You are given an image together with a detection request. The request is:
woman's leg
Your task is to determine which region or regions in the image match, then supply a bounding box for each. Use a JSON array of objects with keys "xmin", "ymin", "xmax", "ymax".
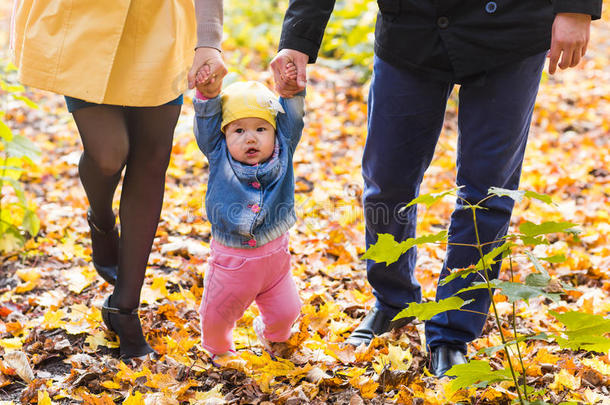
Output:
[
  {"xmin": 111, "ymin": 104, "xmax": 181, "ymax": 310},
  {"xmin": 72, "ymin": 105, "xmax": 129, "ymax": 266}
]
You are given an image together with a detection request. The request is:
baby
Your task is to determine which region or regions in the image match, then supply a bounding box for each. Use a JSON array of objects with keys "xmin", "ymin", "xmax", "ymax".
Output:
[{"xmin": 193, "ymin": 64, "xmax": 305, "ymax": 362}]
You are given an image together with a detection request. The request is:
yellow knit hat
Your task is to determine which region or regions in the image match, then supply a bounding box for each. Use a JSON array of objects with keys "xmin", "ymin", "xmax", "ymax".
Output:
[{"xmin": 221, "ymin": 81, "xmax": 285, "ymax": 132}]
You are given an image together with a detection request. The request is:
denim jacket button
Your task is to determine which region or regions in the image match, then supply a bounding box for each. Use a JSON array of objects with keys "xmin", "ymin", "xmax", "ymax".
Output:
[
  {"xmin": 251, "ymin": 181, "xmax": 261, "ymax": 189},
  {"xmin": 247, "ymin": 239, "xmax": 257, "ymax": 247},
  {"xmin": 250, "ymin": 204, "xmax": 261, "ymax": 213}
]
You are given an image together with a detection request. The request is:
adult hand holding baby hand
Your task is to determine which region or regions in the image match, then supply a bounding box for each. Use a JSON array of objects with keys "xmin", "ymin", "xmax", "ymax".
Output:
[
  {"xmin": 188, "ymin": 47, "xmax": 227, "ymax": 98},
  {"xmin": 270, "ymin": 49, "xmax": 308, "ymax": 98}
]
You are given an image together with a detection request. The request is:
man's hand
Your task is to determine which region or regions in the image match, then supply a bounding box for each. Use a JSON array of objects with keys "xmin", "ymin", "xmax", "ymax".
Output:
[
  {"xmin": 270, "ymin": 49, "xmax": 308, "ymax": 97},
  {"xmin": 548, "ymin": 13, "xmax": 591, "ymax": 75},
  {"xmin": 188, "ymin": 47, "xmax": 227, "ymax": 98}
]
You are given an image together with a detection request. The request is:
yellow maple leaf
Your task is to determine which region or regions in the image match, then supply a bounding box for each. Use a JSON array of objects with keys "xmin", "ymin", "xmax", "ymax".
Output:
[
  {"xmin": 347, "ymin": 289, "xmax": 374, "ymax": 305},
  {"xmin": 325, "ymin": 342, "xmax": 356, "ymax": 365},
  {"xmin": 549, "ymin": 369, "xmax": 581, "ymax": 391},
  {"xmin": 162, "ymin": 330, "xmax": 198, "ymax": 356},
  {"xmin": 0, "ymin": 232, "xmax": 23, "ymax": 254},
  {"xmin": 37, "ymin": 390, "xmax": 52, "ymax": 405},
  {"xmin": 34, "ymin": 290, "xmax": 66, "ymax": 309},
  {"xmin": 140, "ymin": 277, "xmax": 169, "ymax": 305},
  {"xmin": 42, "ymin": 309, "xmax": 66, "ymax": 329},
  {"xmin": 86, "ymin": 330, "xmax": 118, "ymax": 350},
  {"xmin": 190, "ymin": 384, "xmax": 225, "ymax": 404},
  {"xmin": 480, "ymin": 387, "xmax": 504, "ymax": 402},
  {"xmin": 582, "ymin": 388, "xmax": 606, "ymax": 404},
  {"xmin": 354, "ymin": 341, "xmax": 377, "ymax": 363},
  {"xmin": 116, "ymin": 363, "xmax": 151, "ymax": 385},
  {"xmin": 62, "ymin": 269, "xmax": 91, "ymax": 294},
  {"xmin": 393, "ymin": 387, "xmax": 413, "ymax": 403},
  {"xmin": 15, "ymin": 268, "xmax": 41, "ymax": 283},
  {"xmin": 241, "ymin": 350, "xmax": 296, "ymax": 375},
  {"xmin": 344, "ymin": 367, "xmax": 366, "ymax": 383},
  {"xmin": 358, "ymin": 378, "xmax": 379, "ymax": 399},
  {"xmin": 168, "ymin": 283, "xmax": 197, "ymax": 304},
  {"xmin": 145, "ymin": 370, "xmax": 175, "ymax": 390},
  {"xmin": 80, "ymin": 391, "xmax": 116, "ymax": 405},
  {"xmin": 63, "ymin": 304, "xmax": 100, "ymax": 335},
  {"xmin": 372, "ymin": 359, "xmax": 385, "ymax": 376},
  {"xmin": 123, "ymin": 390, "xmax": 144, "ymax": 405},
  {"xmin": 101, "ymin": 380, "xmax": 121, "ymax": 390},
  {"xmin": 141, "ymin": 393, "xmax": 179, "ymax": 405},
  {"xmin": 387, "ymin": 343, "xmax": 412, "ymax": 371},
  {"xmin": 582, "ymin": 357, "xmax": 610, "ymax": 376},
  {"xmin": 527, "ymin": 348, "xmax": 562, "ymax": 376},
  {"xmin": 0, "ymin": 337, "xmax": 23, "ymax": 350},
  {"xmin": 14, "ymin": 281, "xmax": 38, "ymax": 294}
]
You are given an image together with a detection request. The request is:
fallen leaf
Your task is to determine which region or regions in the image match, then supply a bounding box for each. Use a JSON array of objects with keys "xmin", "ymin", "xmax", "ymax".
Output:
[{"xmin": 3, "ymin": 351, "xmax": 34, "ymax": 382}]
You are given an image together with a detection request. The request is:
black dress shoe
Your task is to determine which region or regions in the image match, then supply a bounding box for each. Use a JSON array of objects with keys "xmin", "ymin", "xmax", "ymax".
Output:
[
  {"xmin": 345, "ymin": 307, "xmax": 413, "ymax": 347},
  {"xmin": 87, "ymin": 209, "xmax": 119, "ymax": 285},
  {"xmin": 429, "ymin": 345, "xmax": 467, "ymax": 377}
]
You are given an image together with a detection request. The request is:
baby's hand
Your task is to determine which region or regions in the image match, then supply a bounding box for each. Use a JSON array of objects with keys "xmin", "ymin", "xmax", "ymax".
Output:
[
  {"xmin": 195, "ymin": 63, "xmax": 226, "ymax": 98},
  {"xmin": 283, "ymin": 62, "xmax": 298, "ymax": 87},
  {"xmin": 195, "ymin": 65, "xmax": 211, "ymax": 86}
]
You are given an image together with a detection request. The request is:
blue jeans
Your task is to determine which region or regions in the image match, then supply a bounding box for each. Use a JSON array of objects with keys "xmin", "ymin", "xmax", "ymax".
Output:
[{"xmin": 363, "ymin": 53, "xmax": 546, "ymax": 353}]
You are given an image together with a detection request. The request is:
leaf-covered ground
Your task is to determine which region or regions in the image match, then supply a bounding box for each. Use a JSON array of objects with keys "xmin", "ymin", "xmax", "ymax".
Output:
[{"xmin": 0, "ymin": 5, "xmax": 609, "ymax": 405}]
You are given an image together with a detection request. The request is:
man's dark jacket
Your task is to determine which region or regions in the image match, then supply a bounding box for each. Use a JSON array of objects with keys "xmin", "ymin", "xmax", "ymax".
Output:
[{"xmin": 279, "ymin": 0, "xmax": 602, "ymax": 82}]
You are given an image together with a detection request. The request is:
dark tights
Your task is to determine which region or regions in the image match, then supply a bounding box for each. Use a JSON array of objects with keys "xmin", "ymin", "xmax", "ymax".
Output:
[{"xmin": 73, "ymin": 104, "xmax": 180, "ymax": 310}]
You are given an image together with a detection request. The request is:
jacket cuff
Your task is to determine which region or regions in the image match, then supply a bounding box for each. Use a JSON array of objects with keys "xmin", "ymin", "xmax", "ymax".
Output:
[
  {"xmin": 553, "ymin": 0, "xmax": 602, "ymax": 20},
  {"xmin": 279, "ymin": 36, "xmax": 320, "ymax": 64},
  {"xmin": 194, "ymin": 95, "xmax": 221, "ymax": 117}
]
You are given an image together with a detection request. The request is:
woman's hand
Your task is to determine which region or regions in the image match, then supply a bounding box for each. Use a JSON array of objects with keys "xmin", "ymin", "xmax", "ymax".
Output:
[{"xmin": 188, "ymin": 47, "xmax": 227, "ymax": 98}]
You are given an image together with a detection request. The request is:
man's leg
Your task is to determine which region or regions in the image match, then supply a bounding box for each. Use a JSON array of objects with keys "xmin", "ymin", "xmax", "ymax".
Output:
[
  {"xmin": 425, "ymin": 53, "xmax": 546, "ymax": 369},
  {"xmin": 347, "ymin": 55, "xmax": 452, "ymax": 345}
]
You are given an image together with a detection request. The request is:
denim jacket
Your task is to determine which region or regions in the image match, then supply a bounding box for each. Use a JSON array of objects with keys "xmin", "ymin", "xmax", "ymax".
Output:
[{"xmin": 193, "ymin": 92, "xmax": 305, "ymax": 248}]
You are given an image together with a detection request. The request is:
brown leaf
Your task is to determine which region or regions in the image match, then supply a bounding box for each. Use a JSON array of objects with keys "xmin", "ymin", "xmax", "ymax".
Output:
[{"xmin": 349, "ymin": 394, "xmax": 364, "ymax": 405}]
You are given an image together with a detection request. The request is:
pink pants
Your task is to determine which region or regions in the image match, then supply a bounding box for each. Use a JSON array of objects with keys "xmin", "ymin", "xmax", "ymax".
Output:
[{"xmin": 198, "ymin": 234, "xmax": 301, "ymax": 354}]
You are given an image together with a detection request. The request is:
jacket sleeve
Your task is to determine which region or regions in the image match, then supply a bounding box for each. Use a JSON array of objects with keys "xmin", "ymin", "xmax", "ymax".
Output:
[
  {"xmin": 194, "ymin": 0, "xmax": 223, "ymax": 49},
  {"xmin": 553, "ymin": 0, "xmax": 602, "ymax": 20},
  {"xmin": 278, "ymin": 0, "xmax": 336, "ymax": 63},
  {"xmin": 193, "ymin": 96, "xmax": 223, "ymax": 158},
  {"xmin": 277, "ymin": 91, "xmax": 305, "ymax": 153}
]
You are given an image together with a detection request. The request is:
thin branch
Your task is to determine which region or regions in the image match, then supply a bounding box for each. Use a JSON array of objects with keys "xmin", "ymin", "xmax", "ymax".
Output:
[{"xmin": 471, "ymin": 206, "xmax": 524, "ymax": 404}]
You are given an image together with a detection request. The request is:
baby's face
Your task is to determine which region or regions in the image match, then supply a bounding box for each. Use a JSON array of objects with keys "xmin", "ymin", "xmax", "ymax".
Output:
[{"xmin": 225, "ymin": 117, "xmax": 276, "ymax": 165}]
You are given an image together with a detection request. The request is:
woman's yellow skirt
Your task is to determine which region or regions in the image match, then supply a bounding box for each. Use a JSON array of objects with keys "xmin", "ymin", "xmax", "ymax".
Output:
[{"xmin": 12, "ymin": 0, "xmax": 197, "ymax": 106}]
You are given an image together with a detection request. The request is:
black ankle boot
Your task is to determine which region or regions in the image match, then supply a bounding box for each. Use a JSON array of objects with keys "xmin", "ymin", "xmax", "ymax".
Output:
[
  {"xmin": 87, "ymin": 209, "xmax": 118, "ymax": 284},
  {"xmin": 101, "ymin": 295, "xmax": 155, "ymax": 360},
  {"xmin": 345, "ymin": 307, "xmax": 413, "ymax": 347},
  {"xmin": 429, "ymin": 345, "xmax": 467, "ymax": 378}
]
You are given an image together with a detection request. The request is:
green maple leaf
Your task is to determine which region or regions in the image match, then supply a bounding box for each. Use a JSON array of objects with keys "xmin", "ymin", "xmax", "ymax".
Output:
[
  {"xmin": 519, "ymin": 221, "xmax": 578, "ymax": 237},
  {"xmin": 361, "ymin": 233, "xmax": 405, "ymax": 265},
  {"xmin": 539, "ymin": 254, "xmax": 566, "ymax": 264},
  {"xmin": 400, "ymin": 230, "xmax": 448, "ymax": 252},
  {"xmin": 440, "ymin": 266, "xmax": 482, "ymax": 285},
  {"xmin": 550, "ymin": 311, "xmax": 610, "ymax": 353},
  {"xmin": 495, "ymin": 281, "xmax": 560, "ymax": 304},
  {"xmin": 403, "ymin": 187, "xmax": 462, "ymax": 208},
  {"xmin": 488, "ymin": 187, "xmax": 554, "ymax": 205},
  {"xmin": 446, "ymin": 360, "xmax": 512, "ymax": 391},
  {"xmin": 393, "ymin": 297, "xmax": 473, "ymax": 322},
  {"xmin": 362, "ymin": 231, "xmax": 447, "ymax": 266}
]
